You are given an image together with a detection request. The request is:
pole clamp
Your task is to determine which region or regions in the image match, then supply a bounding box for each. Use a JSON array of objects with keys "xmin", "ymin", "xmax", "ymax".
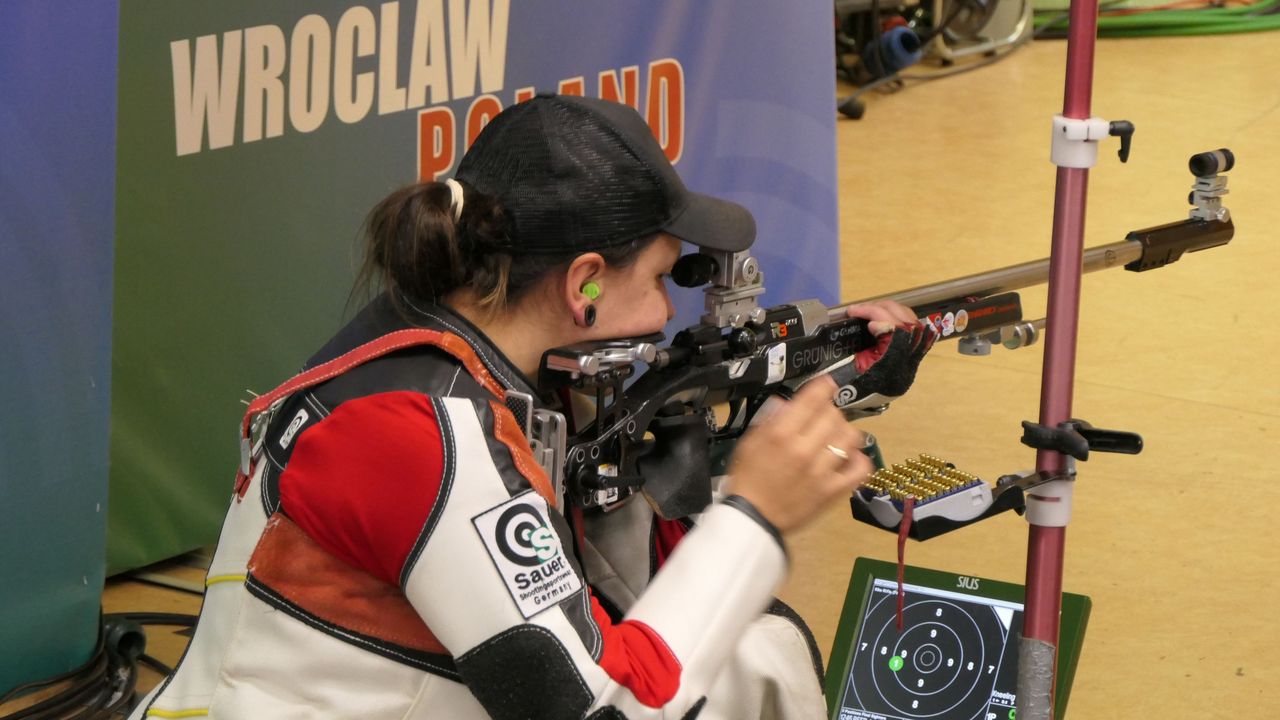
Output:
[
  {"xmin": 1020, "ymin": 418, "xmax": 1144, "ymax": 461},
  {"xmin": 1050, "ymin": 115, "xmax": 1135, "ymax": 169}
]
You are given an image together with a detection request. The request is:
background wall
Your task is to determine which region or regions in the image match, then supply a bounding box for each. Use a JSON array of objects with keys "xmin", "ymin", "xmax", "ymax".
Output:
[{"xmin": 0, "ymin": 0, "xmax": 118, "ymax": 691}]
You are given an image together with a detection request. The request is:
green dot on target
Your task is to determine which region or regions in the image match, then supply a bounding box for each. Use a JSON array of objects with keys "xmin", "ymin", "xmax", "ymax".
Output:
[{"xmin": 888, "ymin": 656, "xmax": 904, "ymax": 672}]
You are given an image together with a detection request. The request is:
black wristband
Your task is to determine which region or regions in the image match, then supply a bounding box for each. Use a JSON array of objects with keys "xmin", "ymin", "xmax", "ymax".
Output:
[{"xmin": 721, "ymin": 494, "xmax": 788, "ymax": 558}]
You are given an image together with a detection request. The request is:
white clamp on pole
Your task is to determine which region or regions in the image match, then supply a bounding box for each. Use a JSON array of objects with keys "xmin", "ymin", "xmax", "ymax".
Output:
[
  {"xmin": 1050, "ymin": 115, "xmax": 1135, "ymax": 169},
  {"xmin": 1025, "ymin": 478, "xmax": 1074, "ymax": 527},
  {"xmin": 1050, "ymin": 115, "xmax": 1111, "ymax": 169}
]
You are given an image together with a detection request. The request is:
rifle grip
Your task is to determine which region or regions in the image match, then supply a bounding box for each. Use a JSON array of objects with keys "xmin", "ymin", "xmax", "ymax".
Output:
[{"xmin": 636, "ymin": 413, "xmax": 713, "ymax": 519}]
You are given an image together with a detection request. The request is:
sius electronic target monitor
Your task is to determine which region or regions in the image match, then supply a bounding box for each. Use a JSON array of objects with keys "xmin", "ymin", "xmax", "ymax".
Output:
[{"xmin": 825, "ymin": 557, "xmax": 1091, "ymax": 720}]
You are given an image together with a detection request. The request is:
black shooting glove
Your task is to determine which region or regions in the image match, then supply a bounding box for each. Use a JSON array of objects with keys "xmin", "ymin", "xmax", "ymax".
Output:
[{"xmin": 826, "ymin": 321, "xmax": 937, "ymax": 417}]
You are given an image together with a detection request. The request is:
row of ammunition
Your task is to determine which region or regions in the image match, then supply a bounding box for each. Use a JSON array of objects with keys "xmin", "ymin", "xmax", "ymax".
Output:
[{"xmin": 863, "ymin": 454, "xmax": 982, "ymax": 502}]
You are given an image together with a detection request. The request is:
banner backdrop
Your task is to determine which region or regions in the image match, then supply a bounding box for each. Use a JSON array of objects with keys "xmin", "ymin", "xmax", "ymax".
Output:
[
  {"xmin": 1, "ymin": 0, "xmax": 117, "ymax": 688},
  {"xmin": 110, "ymin": 0, "xmax": 838, "ymax": 571}
]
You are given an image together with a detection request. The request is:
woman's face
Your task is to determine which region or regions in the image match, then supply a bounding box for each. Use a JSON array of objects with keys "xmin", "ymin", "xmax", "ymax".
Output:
[{"xmin": 590, "ymin": 234, "xmax": 681, "ymax": 339}]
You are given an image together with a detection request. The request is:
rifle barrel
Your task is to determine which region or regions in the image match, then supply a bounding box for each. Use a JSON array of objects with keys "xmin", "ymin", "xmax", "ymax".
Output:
[{"xmin": 828, "ymin": 238, "xmax": 1142, "ymax": 319}]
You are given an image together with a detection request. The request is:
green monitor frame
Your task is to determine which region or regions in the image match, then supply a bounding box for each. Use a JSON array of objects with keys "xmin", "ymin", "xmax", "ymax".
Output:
[{"xmin": 825, "ymin": 556, "xmax": 1091, "ymax": 720}]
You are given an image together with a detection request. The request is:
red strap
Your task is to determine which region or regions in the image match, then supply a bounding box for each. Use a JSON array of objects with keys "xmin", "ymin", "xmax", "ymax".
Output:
[
  {"xmin": 234, "ymin": 329, "xmax": 473, "ymax": 499},
  {"xmin": 896, "ymin": 496, "xmax": 915, "ymax": 632},
  {"xmin": 570, "ymin": 504, "xmax": 587, "ymax": 559},
  {"xmin": 652, "ymin": 517, "xmax": 689, "ymax": 570}
]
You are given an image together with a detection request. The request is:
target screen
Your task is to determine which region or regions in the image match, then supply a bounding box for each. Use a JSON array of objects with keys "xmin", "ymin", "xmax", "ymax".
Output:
[{"xmin": 835, "ymin": 578, "xmax": 1021, "ymax": 720}]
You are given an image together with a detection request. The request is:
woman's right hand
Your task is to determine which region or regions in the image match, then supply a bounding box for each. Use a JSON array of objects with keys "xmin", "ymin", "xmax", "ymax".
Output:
[{"xmin": 723, "ymin": 376, "xmax": 872, "ymax": 535}]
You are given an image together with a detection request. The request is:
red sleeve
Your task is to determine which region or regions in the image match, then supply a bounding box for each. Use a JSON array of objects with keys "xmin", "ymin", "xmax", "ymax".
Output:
[
  {"xmin": 589, "ymin": 592, "xmax": 682, "ymax": 707},
  {"xmin": 651, "ymin": 517, "xmax": 690, "ymax": 571},
  {"xmin": 277, "ymin": 391, "xmax": 447, "ymax": 587}
]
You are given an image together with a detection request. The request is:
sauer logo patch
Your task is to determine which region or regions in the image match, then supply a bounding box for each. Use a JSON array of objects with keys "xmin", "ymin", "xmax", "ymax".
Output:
[{"xmin": 472, "ymin": 492, "xmax": 582, "ymax": 618}]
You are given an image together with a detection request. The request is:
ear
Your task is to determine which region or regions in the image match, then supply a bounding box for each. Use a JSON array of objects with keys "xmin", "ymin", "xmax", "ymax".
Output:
[{"xmin": 560, "ymin": 252, "xmax": 607, "ymax": 320}]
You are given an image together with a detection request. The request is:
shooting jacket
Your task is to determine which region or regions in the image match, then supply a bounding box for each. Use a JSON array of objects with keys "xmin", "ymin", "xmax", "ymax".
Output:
[{"xmin": 130, "ymin": 295, "xmax": 824, "ymax": 720}]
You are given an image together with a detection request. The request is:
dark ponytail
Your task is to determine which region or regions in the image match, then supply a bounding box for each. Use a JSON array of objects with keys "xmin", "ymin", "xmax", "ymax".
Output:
[
  {"xmin": 354, "ymin": 180, "xmax": 656, "ymax": 319},
  {"xmin": 354, "ymin": 180, "xmax": 495, "ymax": 313}
]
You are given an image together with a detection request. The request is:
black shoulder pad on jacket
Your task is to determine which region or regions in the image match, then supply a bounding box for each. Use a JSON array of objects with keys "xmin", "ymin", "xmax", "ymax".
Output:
[{"xmin": 456, "ymin": 624, "xmax": 593, "ymax": 720}]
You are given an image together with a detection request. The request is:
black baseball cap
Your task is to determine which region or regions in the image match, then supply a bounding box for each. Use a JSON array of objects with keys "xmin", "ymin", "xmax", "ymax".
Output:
[{"xmin": 455, "ymin": 93, "xmax": 755, "ymax": 255}]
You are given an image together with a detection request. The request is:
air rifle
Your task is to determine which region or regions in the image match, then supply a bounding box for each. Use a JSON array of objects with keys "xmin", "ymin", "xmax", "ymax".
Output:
[{"xmin": 526, "ymin": 149, "xmax": 1234, "ymax": 534}]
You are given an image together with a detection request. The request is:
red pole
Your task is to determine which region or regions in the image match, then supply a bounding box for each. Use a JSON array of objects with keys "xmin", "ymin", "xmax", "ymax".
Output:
[
  {"xmin": 1025, "ymin": 167, "xmax": 1088, "ymax": 641},
  {"xmin": 1022, "ymin": 0, "xmax": 1100, "ymax": 716},
  {"xmin": 1062, "ymin": 0, "xmax": 1100, "ymax": 118}
]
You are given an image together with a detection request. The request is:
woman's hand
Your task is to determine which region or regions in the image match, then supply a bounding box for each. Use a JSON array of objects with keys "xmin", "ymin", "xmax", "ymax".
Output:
[
  {"xmin": 843, "ymin": 299, "xmax": 927, "ymax": 374},
  {"xmin": 844, "ymin": 299, "xmax": 918, "ymax": 335},
  {"xmin": 724, "ymin": 376, "xmax": 871, "ymax": 535},
  {"xmin": 827, "ymin": 299, "xmax": 937, "ymax": 414}
]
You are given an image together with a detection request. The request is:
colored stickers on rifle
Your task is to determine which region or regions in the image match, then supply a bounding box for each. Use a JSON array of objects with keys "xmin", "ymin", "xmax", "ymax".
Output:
[{"xmin": 941, "ymin": 312, "xmax": 955, "ymax": 337}]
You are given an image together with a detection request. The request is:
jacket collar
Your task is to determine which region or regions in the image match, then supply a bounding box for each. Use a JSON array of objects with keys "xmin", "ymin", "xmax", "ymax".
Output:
[{"xmin": 396, "ymin": 293, "xmax": 539, "ymax": 398}]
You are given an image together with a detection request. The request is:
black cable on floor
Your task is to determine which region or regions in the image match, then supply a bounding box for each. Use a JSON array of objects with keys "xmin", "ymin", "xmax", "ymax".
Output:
[
  {"xmin": 0, "ymin": 660, "xmax": 107, "ymax": 720},
  {"xmin": 96, "ymin": 661, "xmax": 139, "ymax": 720},
  {"xmin": 0, "ymin": 632, "xmax": 105, "ymax": 708},
  {"xmin": 0, "ymin": 609, "xmax": 187, "ymax": 720}
]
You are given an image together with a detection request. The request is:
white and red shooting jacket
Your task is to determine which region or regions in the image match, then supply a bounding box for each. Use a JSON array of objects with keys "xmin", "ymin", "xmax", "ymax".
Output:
[{"xmin": 131, "ymin": 295, "xmax": 825, "ymax": 719}]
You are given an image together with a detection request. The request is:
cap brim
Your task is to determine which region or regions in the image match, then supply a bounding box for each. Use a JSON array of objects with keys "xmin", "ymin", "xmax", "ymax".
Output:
[{"xmin": 663, "ymin": 192, "xmax": 756, "ymax": 252}]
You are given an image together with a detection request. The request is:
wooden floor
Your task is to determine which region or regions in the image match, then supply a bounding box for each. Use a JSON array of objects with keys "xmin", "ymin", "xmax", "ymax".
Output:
[{"xmin": 88, "ymin": 31, "xmax": 1278, "ymax": 718}]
